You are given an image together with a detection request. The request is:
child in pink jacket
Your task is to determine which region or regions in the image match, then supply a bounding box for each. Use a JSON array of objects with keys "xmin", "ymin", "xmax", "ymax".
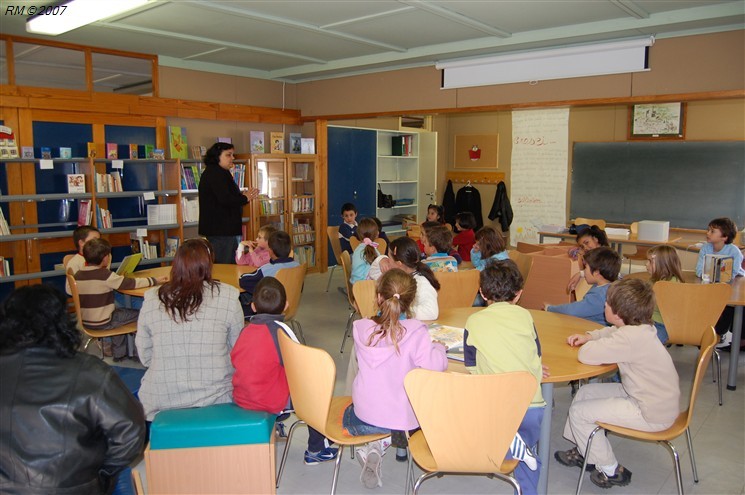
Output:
[
  {"xmin": 343, "ymin": 268, "xmax": 448, "ymax": 489},
  {"xmin": 235, "ymin": 225, "xmax": 276, "ymax": 266}
]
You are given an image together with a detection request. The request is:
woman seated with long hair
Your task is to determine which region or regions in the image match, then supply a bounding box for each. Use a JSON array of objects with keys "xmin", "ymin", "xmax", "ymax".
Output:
[{"xmin": 137, "ymin": 238, "xmax": 245, "ymax": 421}]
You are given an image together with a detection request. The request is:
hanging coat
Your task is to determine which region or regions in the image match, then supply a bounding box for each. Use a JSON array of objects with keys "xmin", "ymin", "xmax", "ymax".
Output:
[
  {"xmin": 488, "ymin": 181, "xmax": 514, "ymax": 232},
  {"xmin": 442, "ymin": 180, "xmax": 456, "ymax": 227},
  {"xmin": 455, "ymin": 184, "xmax": 483, "ymax": 230}
]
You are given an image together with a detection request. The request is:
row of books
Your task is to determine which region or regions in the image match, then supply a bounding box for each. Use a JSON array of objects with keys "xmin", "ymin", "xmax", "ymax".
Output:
[
  {"xmin": 96, "ymin": 205, "xmax": 113, "ymax": 229},
  {"xmin": 181, "ymin": 197, "xmax": 199, "ymax": 223},
  {"xmin": 0, "ymin": 208, "xmax": 11, "ymax": 235},
  {"xmin": 250, "ymin": 131, "xmax": 315, "ymax": 154},
  {"xmin": 95, "ymin": 172, "xmax": 123, "ymax": 192},
  {"xmin": 0, "ymin": 256, "xmax": 10, "ymax": 277},
  {"xmin": 292, "ymin": 221, "xmax": 314, "ymax": 245},
  {"xmin": 232, "ymin": 163, "xmax": 246, "ymax": 188},
  {"xmin": 258, "ymin": 197, "xmax": 284, "ymax": 216},
  {"xmin": 181, "ymin": 164, "xmax": 203, "ymax": 190},
  {"xmin": 392, "ymin": 135, "xmax": 415, "ymax": 156},
  {"xmin": 293, "ymin": 245, "xmax": 315, "ymax": 267},
  {"xmin": 78, "ymin": 200, "xmax": 93, "ymax": 226},
  {"xmin": 291, "ymin": 195, "xmax": 314, "ymax": 213},
  {"xmin": 147, "ymin": 204, "xmax": 178, "ymax": 226}
]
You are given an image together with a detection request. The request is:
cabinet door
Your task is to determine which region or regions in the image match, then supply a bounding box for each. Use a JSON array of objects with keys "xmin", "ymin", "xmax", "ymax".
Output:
[
  {"xmin": 255, "ymin": 157, "xmax": 288, "ymax": 233},
  {"xmin": 288, "ymin": 156, "xmax": 318, "ymax": 269}
]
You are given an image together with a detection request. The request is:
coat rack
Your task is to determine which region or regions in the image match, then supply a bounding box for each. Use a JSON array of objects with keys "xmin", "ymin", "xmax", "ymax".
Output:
[{"xmin": 446, "ymin": 171, "xmax": 505, "ymax": 185}]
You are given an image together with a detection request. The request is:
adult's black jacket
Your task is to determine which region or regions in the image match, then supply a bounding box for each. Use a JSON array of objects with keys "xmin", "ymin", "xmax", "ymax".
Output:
[
  {"xmin": 198, "ymin": 165, "xmax": 248, "ymax": 237},
  {"xmin": 488, "ymin": 181, "xmax": 514, "ymax": 232},
  {"xmin": 455, "ymin": 184, "xmax": 483, "ymax": 230}
]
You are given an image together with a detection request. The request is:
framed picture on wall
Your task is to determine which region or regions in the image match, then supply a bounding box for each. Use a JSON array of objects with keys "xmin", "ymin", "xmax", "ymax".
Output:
[
  {"xmin": 453, "ymin": 134, "xmax": 499, "ymax": 169},
  {"xmin": 629, "ymin": 102, "xmax": 686, "ymax": 139}
]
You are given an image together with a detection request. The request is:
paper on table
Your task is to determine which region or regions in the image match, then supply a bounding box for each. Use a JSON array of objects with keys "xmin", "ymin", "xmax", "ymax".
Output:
[{"xmin": 427, "ymin": 323, "xmax": 464, "ymax": 351}]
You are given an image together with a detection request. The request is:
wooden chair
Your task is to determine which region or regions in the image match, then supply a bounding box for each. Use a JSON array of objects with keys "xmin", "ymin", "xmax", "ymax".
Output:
[
  {"xmin": 573, "ymin": 277, "xmax": 592, "ymax": 302},
  {"xmin": 404, "ymin": 369, "xmax": 537, "ymax": 494},
  {"xmin": 349, "ymin": 236, "xmax": 387, "ymax": 255},
  {"xmin": 326, "ymin": 226, "xmax": 343, "ymax": 292},
  {"xmin": 275, "ymin": 332, "xmax": 388, "ymax": 494},
  {"xmin": 576, "ymin": 328, "xmax": 718, "ymax": 495},
  {"xmin": 654, "ymin": 281, "xmax": 732, "ymax": 405},
  {"xmin": 573, "ymin": 218, "xmax": 606, "ymax": 229},
  {"xmin": 508, "ymin": 250, "xmax": 534, "ymax": 283},
  {"xmin": 131, "ymin": 469, "xmax": 144, "ymax": 495},
  {"xmin": 339, "ymin": 251, "xmax": 357, "ymax": 352},
  {"xmin": 434, "ymin": 270, "xmax": 480, "ymax": 310},
  {"xmin": 275, "ymin": 264, "xmax": 307, "ymax": 344},
  {"xmin": 62, "ymin": 253, "xmax": 75, "ymax": 269},
  {"xmin": 352, "ymin": 279, "xmax": 378, "ymax": 319},
  {"xmin": 516, "ymin": 241, "xmax": 545, "ymax": 254},
  {"xmin": 65, "ymin": 273, "xmax": 137, "ymax": 359}
]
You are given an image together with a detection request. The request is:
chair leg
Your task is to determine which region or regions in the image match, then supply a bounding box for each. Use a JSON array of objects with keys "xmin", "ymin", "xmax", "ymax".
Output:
[
  {"xmin": 292, "ymin": 320, "xmax": 306, "ymax": 345},
  {"xmin": 340, "ymin": 311, "xmax": 355, "ymax": 353},
  {"xmin": 413, "ymin": 471, "xmax": 439, "ymax": 495},
  {"xmin": 330, "ymin": 444, "xmax": 345, "ymax": 495},
  {"xmin": 276, "ymin": 419, "xmax": 305, "ymax": 489},
  {"xmin": 325, "ymin": 265, "xmax": 337, "ymax": 292},
  {"xmin": 406, "ymin": 448, "xmax": 413, "ymax": 495},
  {"xmin": 660, "ymin": 440, "xmax": 684, "ymax": 495},
  {"xmin": 493, "ymin": 472, "xmax": 522, "ymax": 495},
  {"xmin": 713, "ymin": 350, "xmax": 723, "ymax": 406},
  {"xmin": 576, "ymin": 426, "xmax": 603, "ymax": 495},
  {"xmin": 684, "ymin": 427, "xmax": 699, "ymax": 483}
]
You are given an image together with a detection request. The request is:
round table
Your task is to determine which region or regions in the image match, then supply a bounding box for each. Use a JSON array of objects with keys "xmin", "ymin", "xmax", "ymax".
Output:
[
  {"xmin": 433, "ymin": 307, "xmax": 616, "ymax": 495},
  {"xmin": 117, "ymin": 264, "xmax": 256, "ymax": 297}
]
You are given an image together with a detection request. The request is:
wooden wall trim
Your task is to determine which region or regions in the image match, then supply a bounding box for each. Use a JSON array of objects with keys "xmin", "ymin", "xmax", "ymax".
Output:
[{"xmin": 300, "ymin": 89, "xmax": 745, "ymax": 122}]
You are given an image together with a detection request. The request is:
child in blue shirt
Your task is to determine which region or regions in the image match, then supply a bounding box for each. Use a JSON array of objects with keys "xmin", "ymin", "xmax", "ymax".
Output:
[
  {"xmin": 695, "ymin": 217, "xmax": 744, "ymax": 278},
  {"xmin": 422, "ymin": 225, "xmax": 458, "ymax": 272},
  {"xmin": 470, "ymin": 226, "xmax": 509, "ymax": 271},
  {"xmin": 338, "ymin": 203, "xmax": 358, "ymax": 254},
  {"xmin": 546, "ymin": 247, "xmax": 621, "ymax": 326},
  {"xmin": 350, "ymin": 218, "xmax": 381, "ymax": 283}
]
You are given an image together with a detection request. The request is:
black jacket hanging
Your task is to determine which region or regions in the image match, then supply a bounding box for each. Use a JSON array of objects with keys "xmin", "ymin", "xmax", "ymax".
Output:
[
  {"xmin": 488, "ymin": 181, "xmax": 514, "ymax": 232},
  {"xmin": 442, "ymin": 179, "xmax": 456, "ymax": 226},
  {"xmin": 455, "ymin": 184, "xmax": 483, "ymax": 230}
]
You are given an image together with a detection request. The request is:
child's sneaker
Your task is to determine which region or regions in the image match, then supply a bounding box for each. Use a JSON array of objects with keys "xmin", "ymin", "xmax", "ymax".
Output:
[
  {"xmin": 304, "ymin": 447, "xmax": 339, "ymax": 465},
  {"xmin": 590, "ymin": 465, "xmax": 632, "ymax": 488},
  {"xmin": 395, "ymin": 448, "xmax": 408, "ymax": 462},
  {"xmin": 360, "ymin": 442, "xmax": 383, "ymax": 489}
]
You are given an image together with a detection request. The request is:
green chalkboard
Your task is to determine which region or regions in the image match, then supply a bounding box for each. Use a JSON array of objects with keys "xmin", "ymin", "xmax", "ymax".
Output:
[{"xmin": 570, "ymin": 141, "xmax": 745, "ymax": 229}]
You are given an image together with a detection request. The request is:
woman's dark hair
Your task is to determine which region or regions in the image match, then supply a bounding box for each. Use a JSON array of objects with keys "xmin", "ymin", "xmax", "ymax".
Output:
[
  {"xmin": 576, "ymin": 225, "xmax": 609, "ymax": 247},
  {"xmin": 158, "ymin": 238, "xmax": 219, "ymax": 322},
  {"xmin": 475, "ymin": 226, "xmax": 506, "ymax": 258},
  {"xmin": 0, "ymin": 284, "xmax": 81, "ymax": 358},
  {"xmin": 389, "ymin": 236, "xmax": 440, "ymax": 291},
  {"xmin": 204, "ymin": 142, "xmax": 235, "ymax": 168}
]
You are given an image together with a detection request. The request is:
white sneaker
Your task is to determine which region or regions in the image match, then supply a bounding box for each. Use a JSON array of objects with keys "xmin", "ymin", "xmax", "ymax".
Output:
[{"xmin": 716, "ymin": 333, "xmax": 732, "ymax": 349}]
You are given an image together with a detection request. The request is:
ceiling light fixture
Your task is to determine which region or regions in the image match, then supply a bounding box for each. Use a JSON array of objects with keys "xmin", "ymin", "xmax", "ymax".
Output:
[
  {"xmin": 436, "ymin": 36, "xmax": 655, "ymax": 89},
  {"xmin": 26, "ymin": 0, "xmax": 151, "ymax": 36}
]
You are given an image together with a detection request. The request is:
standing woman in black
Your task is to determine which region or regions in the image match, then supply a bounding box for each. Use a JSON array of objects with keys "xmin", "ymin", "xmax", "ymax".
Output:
[{"xmin": 198, "ymin": 142, "xmax": 259, "ymax": 263}]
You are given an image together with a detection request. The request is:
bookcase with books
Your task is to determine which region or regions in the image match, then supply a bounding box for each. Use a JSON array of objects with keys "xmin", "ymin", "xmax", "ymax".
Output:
[{"xmin": 376, "ymin": 131, "xmax": 420, "ymax": 237}]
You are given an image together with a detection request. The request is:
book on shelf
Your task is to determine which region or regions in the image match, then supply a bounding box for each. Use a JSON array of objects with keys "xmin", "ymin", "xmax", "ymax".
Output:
[
  {"xmin": 165, "ymin": 236, "xmax": 180, "ymax": 258},
  {"xmin": 95, "ymin": 205, "xmax": 113, "ymax": 229},
  {"xmin": 0, "ymin": 256, "xmax": 10, "ymax": 277},
  {"xmin": 292, "ymin": 245, "xmax": 316, "ymax": 267},
  {"xmin": 87, "ymin": 142, "xmax": 97, "ymax": 158},
  {"xmin": 142, "ymin": 240, "xmax": 158, "ymax": 260},
  {"xmin": 130, "ymin": 232, "xmax": 144, "ymax": 255},
  {"xmin": 0, "ymin": 126, "xmax": 19, "ymax": 158},
  {"xmin": 391, "ymin": 135, "xmax": 414, "ymax": 156},
  {"xmin": 231, "ymin": 163, "xmax": 246, "ymax": 188},
  {"xmin": 129, "ymin": 143, "xmax": 139, "ymax": 159},
  {"xmin": 152, "ymin": 149, "xmax": 165, "ymax": 160},
  {"xmin": 217, "ymin": 137, "xmax": 232, "ymax": 144},
  {"xmin": 258, "ymin": 195, "xmax": 284, "ymax": 216},
  {"xmin": 0, "ymin": 208, "xmax": 11, "ymax": 235},
  {"xmin": 77, "ymin": 200, "xmax": 92, "ymax": 226},
  {"xmin": 41, "ymin": 147, "xmax": 52, "ymax": 159},
  {"xmin": 250, "ymin": 131, "xmax": 265, "ymax": 153},
  {"xmin": 270, "ymin": 132, "xmax": 284, "ymax": 154},
  {"xmin": 300, "ymin": 138, "xmax": 315, "ymax": 154},
  {"xmin": 21, "ymin": 146, "xmax": 34, "ymax": 159},
  {"xmin": 95, "ymin": 172, "xmax": 123, "ymax": 192},
  {"xmin": 168, "ymin": 126, "xmax": 188, "ymax": 159},
  {"xmin": 289, "ymin": 133, "xmax": 302, "ymax": 154},
  {"xmin": 59, "ymin": 147, "xmax": 72, "ymax": 159},
  {"xmin": 291, "ymin": 195, "xmax": 314, "ymax": 213},
  {"xmin": 181, "ymin": 163, "xmax": 202, "ymax": 190},
  {"xmin": 106, "ymin": 143, "xmax": 118, "ymax": 159},
  {"xmin": 181, "ymin": 197, "xmax": 199, "ymax": 222},
  {"xmin": 67, "ymin": 174, "xmax": 85, "ymax": 193},
  {"xmin": 137, "ymin": 144, "xmax": 155, "ymax": 159},
  {"xmin": 190, "ymin": 145, "xmax": 206, "ymax": 160},
  {"xmin": 147, "ymin": 204, "xmax": 177, "ymax": 226}
]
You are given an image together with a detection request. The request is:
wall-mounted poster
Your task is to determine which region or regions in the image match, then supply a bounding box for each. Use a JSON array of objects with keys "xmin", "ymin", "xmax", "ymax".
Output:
[
  {"xmin": 630, "ymin": 102, "xmax": 686, "ymax": 139},
  {"xmin": 453, "ymin": 134, "xmax": 498, "ymax": 169}
]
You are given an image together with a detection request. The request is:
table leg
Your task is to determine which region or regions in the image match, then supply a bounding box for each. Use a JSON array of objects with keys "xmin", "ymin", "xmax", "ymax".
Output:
[
  {"xmin": 537, "ymin": 382, "xmax": 553, "ymax": 495},
  {"xmin": 539, "ymin": 233, "xmax": 545, "ymax": 243},
  {"xmin": 726, "ymin": 305, "xmax": 742, "ymax": 391}
]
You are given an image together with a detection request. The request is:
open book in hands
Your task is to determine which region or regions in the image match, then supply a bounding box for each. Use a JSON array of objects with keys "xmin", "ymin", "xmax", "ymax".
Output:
[{"xmin": 427, "ymin": 323, "xmax": 465, "ymax": 361}]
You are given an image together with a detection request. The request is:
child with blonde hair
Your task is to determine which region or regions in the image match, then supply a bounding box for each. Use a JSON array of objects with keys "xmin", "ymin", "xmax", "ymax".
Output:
[
  {"xmin": 350, "ymin": 218, "xmax": 381, "ymax": 283},
  {"xmin": 646, "ymin": 245, "xmax": 685, "ymax": 343},
  {"xmin": 235, "ymin": 225, "xmax": 276, "ymax": 266},
  {"xmin": 344, "ymin": 269, "xmax": 448, "ymax": 488}
]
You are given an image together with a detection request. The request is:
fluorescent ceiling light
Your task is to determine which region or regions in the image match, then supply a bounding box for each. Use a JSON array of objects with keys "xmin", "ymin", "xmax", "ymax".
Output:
[
  {"xmin": 436, "ymin": 37, "xmax": 655, "ymax": 89},
  {"xmin": 26, "ymin": 0, "xmax": 151, "ymax": 36}
]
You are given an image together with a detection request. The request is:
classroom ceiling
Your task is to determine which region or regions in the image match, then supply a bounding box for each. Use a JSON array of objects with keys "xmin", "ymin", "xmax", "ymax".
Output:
[{"xmin": 0, "ymin": 0, "xmax": 743, "ymax": 92}]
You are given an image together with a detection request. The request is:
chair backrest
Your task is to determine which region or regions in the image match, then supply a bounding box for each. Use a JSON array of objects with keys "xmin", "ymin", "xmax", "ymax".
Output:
[
  {"xmin": 508, "ymin": 250, "xmax": 534, "ymax": 282},
  {"xmin": 339, "ymin": 250, "xmax": 355, "ymax": 307},
  {"xmin": 574, "ymin": 218, "xmax": 606, "ymax": 229},
  {"xmin": 65, "ymin": 273, "xmax": 85, "ymax": 331},
  {"xmin": 274, "ymin": 264, "xmax": 307, "ymax": 320},
  {"xmin": 349, "ymin": 237, "xmax": 387, "ymax": 255},
  {"xmin": 654, "ymin": 281, "xmax": 731, "ymax": 346},
  {"xmin": 516, "ymin": 242, "xmax": 545, "ymax": 254},
  {"xmin": 434, "ymin": 270, "xmax": 480, "ymax": 310},
  {"xmin": 278, "ymin": 331, "xmax": 335, "ymax": 434},
  {"xmin": 573, "ymin": 277, "xmax": 592, "ymax": 301},
  {"xmin": 352, "ymin": 280, "xmax": 378, "ymax": 318},
  {"xmin": 404, "ymin": 369, "xmax": 536, "ymax": 473},
  {"xmin": 327, "ymin": 226, "xmax": 343, "ymax": 266},
  {"xmin": 683, "ymin": 328, "xmax": 718, "ymax": 422}
]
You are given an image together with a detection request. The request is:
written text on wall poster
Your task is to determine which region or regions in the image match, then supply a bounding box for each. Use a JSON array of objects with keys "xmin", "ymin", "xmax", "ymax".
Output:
[{"xmin": 509, "ymin": 108, "xmax": 569, "ymax": 246}]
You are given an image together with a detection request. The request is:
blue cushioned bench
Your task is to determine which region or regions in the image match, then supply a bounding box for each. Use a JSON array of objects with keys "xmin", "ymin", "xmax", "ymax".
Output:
[{"xmin": 145, "ymin": 403, "xmax": 277, "ymax": 494}]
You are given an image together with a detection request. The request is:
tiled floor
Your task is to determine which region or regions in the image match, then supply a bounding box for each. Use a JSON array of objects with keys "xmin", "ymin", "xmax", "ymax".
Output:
[{"xmin": 128, "ymin": 268, "xmax": 744, "ymax": 494}]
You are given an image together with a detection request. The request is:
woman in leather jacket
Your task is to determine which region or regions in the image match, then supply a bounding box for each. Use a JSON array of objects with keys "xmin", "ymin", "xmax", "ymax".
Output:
[{"xmin": 0, "ymin": 284, "xmax": 146, "ymax": 494}]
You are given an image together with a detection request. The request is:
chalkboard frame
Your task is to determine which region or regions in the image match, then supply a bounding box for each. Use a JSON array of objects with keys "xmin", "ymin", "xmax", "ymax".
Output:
[{"xmin": 570, "ymin": 141, "xmax": 745, "ymax": 230}]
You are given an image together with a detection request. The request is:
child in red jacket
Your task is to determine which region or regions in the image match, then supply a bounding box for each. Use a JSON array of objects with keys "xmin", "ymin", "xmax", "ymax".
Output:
[
  {"xmin": 231, "ymin": 277, "xmax": 337, "ymax": 465},
  {"xmin": 452, "ymin": 212, "xmax": 477, "ymax": 262}
]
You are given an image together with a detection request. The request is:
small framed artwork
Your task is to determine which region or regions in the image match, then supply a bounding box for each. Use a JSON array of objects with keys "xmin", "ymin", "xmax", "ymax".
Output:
[
  {"xmin": 629, "ymin": 102, "xmax": 686, "ymax": 139},
  {"xmin": 453, "ymin": 134, "xmax": 499, "ymax": 169}
]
